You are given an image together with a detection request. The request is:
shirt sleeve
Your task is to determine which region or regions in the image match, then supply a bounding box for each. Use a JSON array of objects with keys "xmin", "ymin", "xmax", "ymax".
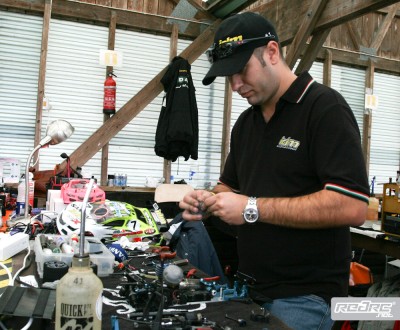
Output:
[{"xmin": 308, "ymin": 92, "xmax": 369, "ymax": 203}]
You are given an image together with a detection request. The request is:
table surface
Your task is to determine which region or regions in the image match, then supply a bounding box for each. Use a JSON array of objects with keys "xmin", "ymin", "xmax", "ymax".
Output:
[
  {"xmin": 351, "ymin": 229, "xmax": 400, "ymax": 259},
  {"xmin": 3, "ymin": 246, "xmax": 292, "ymax": 330}
]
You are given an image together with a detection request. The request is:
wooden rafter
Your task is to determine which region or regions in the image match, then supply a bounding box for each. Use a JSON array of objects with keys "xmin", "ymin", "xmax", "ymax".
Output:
[
  {"xmin": 370, "ymin": 3, "xmax": 399, "ymax": 50},
  {"xmin": 0, "ymin": 0, "xmax": 207, "ymax": 39},
  {"xmin": 345, "ymin": 20, "xmax": 363, "ymax": 50},
  {"xmin": 294, "ymin": 28, "xmax": 331, "ymax": 75},
  {"xmin": 252, "ymin": 0, "xmax": 400, "ymax": 46},
  {"xmin": 285, "ymin": 0, "xmax": 329, "ymax": 69}
]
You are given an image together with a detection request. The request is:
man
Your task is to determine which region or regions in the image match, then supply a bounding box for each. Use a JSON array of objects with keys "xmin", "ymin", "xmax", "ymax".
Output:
[{"xmin": 179, "ymin": 12, "xmax": 370, "ymax": 330}]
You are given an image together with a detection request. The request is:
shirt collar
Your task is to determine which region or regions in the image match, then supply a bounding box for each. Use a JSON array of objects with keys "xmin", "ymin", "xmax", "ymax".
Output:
[{"xmin": 280, "ymin": 71, "xmax": 315, "ymax": 104}]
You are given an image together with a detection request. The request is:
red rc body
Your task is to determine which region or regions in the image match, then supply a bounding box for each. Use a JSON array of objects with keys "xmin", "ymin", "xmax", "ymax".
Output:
[{"xmin": 103, "ymin": 73, "xmax": 116, "ymax": 115}]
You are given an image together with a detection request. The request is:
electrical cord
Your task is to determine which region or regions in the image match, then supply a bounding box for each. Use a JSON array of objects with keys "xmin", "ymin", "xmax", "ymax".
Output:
[
  {"xmin": 0, "ymin": 320, "xmax": 7, "ymax": 330},
  {"xmin": 0, "ymin": 238, "xmax": 34, "ymax": 330},
  {"xmin": 20, "ymin": 317, "xmax": 33, "ymax": 330},
  {"xmin": 12, "ymin": 245, "xmax": 32, "ymax": 286}
]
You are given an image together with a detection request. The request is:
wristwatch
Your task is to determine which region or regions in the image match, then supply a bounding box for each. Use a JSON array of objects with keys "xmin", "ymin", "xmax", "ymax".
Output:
[{"xmin": 242, "ymin": 197, "xmax": 259, "ymax": 223}]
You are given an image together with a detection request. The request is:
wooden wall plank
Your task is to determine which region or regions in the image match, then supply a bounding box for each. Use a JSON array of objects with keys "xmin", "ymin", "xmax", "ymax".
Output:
[
  {"xmin": 143, "ymin": 0, "xmax": 158, "ymax": 14},
  {"xmin": 127, "ymin": 0, "xmax": 144, "ymax": 11},
  {"xmin": 112, "ymin": 0, "xmax": 127, "ymax": 9},
  {"xmin": 97, "ymin": 0, "xmax": 113, "ymax": 7}
]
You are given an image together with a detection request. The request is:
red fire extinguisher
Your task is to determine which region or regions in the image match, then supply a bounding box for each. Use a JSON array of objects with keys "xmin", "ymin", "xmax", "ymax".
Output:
[{"xmin": 103, "ymin": 71, "xmax": 117, "ymax": 115}]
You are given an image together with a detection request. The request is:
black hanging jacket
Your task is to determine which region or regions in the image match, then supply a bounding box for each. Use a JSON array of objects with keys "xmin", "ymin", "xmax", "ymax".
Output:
[{"xmin": 155, "ymin": 56, "xmax": 199, "ymax": 162}]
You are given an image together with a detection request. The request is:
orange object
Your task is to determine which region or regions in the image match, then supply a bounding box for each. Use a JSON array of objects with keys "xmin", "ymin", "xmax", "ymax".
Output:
[
  {"xmin": 350, "ymin": 262, "xmax": 373, "ymax": 285},
  {"xmin": 0, "ymin": 210, "xmax": 12, "ymax": 232}
]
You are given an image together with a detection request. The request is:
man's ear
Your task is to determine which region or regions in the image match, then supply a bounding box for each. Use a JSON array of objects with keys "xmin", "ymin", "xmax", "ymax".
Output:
[{"xmin": 267, "ymin": 41, "xmax": 280, "ymax": 64}]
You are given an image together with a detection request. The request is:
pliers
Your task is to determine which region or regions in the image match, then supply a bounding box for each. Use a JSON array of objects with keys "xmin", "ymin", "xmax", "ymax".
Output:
[{"xmin": 150, "ymin": 246, "xmax": 176, "ymax": 260}]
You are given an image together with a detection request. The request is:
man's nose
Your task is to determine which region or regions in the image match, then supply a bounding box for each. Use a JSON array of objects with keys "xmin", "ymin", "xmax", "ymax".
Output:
[{"xmin": 228, "ymin": 74, "xmax": 242, "ymax": 92}]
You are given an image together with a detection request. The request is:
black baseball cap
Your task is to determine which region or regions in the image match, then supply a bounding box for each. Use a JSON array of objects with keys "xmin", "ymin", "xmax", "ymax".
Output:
[{"xmin": 203, "ymin": 12, "xmax": 278, "ymax": 86}]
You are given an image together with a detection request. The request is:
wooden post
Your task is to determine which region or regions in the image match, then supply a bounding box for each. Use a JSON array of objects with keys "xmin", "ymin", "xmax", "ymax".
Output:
[
  {"xmin": 100, "ymin": 10, "xmax": 117, "ymax": 186},
  {"xmin": 163, "ymin": 23, "xmax": 179, "ymax": 183},
  {"xmin": 34, "ymin": 0, "xmax": 52, "ymax": 170},
  {"xmin": 362, "ymin": 59, "xmax": 374, "ymax": 175},
  {"xmin": 220, "ymin": 78, "xmax": 232, "ymax": 172}
]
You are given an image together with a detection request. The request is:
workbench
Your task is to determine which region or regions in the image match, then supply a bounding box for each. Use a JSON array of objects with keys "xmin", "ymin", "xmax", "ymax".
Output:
[
  {"xmin": 351, "ymin": 228, "xmax": 400, "ymax": 259},
  {"xmin": 2, "ymin": 246, "xmax": 292, "ymax": 330}
]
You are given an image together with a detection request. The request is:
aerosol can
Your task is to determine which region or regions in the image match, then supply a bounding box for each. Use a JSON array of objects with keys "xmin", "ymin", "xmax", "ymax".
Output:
[{"xmin": 55, "ymin": 179, "xmax": 103, "ymax": 330}]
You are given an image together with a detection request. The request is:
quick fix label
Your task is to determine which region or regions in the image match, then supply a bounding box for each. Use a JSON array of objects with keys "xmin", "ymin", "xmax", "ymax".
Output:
[{"xmin": 59, "ymin": 303, "xmax": 95, "ymax": 329}]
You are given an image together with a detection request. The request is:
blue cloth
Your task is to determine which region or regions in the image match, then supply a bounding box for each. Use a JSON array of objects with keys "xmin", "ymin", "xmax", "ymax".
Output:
[
  {"xmin": 168, "ymin": 213, "xmax": 226, "ymax": 283},
  {"xmin": 263, "ymin": 295, "xmax": 334, "ymax": 330}
]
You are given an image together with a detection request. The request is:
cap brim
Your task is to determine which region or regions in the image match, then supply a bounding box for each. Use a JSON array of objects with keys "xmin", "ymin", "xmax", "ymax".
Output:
[{"xmin": 202, "ymin": 48, "xmax": 254, "ymax": 86}]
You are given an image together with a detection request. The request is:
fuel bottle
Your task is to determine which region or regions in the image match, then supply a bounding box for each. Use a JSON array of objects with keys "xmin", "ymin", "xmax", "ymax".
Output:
[{"xmin": 55, "ymin": 254, "xmax": 103, "ymax": 330}]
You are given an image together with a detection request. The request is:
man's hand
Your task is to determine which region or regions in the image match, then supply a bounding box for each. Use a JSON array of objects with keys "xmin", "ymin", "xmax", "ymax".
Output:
[
  {"xmin": 179, "ymin": 189, "xmax": 248, "ymax": 225},
  {"xmin": 204, "ymin": 192, "xmax": 248, "ymax": 225},
  {"xmin": 179, "ymin": 190, "xmax": 215, "ymax": 221}
]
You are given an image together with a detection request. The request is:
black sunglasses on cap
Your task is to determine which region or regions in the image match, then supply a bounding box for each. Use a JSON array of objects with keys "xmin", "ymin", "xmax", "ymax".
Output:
[{"xmin": 206, "ymin": 35, "xmax": 276, "ymax": 64}]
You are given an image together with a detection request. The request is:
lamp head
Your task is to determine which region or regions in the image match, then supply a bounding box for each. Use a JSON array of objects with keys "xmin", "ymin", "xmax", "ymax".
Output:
[{"xmin": 39, "ymin": 119, "xmax": 74, "ymax": 147}]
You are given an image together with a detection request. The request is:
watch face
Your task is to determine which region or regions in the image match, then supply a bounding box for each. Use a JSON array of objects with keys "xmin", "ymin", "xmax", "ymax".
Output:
[
  {"xmin": 243, "ymin": 197, "xmax": 258, "ymax": 223},
  {"xmin": 244, "ymin": 208, "xmax": 258, "ymax": 223}
]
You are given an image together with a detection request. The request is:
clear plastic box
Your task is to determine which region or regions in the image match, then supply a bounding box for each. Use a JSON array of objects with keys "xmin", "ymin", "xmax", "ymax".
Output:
[{"xmin": 34, "ymin": 234, "xmax": 114, "ymax": 278}]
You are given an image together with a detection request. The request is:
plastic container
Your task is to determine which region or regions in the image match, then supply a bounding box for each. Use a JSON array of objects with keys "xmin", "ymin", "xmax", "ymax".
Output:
[{"xmin": 34, "ymin": 234, "xmax": 114, "ymax": 278}]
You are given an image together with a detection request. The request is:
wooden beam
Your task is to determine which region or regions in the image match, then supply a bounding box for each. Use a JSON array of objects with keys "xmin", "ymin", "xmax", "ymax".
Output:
[
  {"xmin": 294, "ymin": 28, "xmax": 331, "ymax": 75},
  {"xmin": 168, "ymin": 0, "xmax": 217, "ymax": 22},
  {"xmin": 4, "ymin": 0, "xmax": 399, "ymax": 46},
  {"xmin": 252, "ymin": 0, "xmax": 400, "ymax": 46},
  {"xmin": 65, "ymin": 19, "xmax": 221, "ymax": 172},
  {"xmin": 100, "ymin": 10, "xmax": 117, "ymax": 186},
  {"xmin": 316, "ymin": 46, "xmax": 400, "ymax": 74},
  {"xmin": 370, "ymin": 3, "xmax": 399, "ymax": 50},
  {"xmin": 0, "ymin": 0, "xmax": 208, "ymax": 39},
  {"xmin": 285, "ymin": 0, "xmax": 329, "ymax": 69},
  {"xmin": 345, "ymin": 21, "xmax": 363, "ymax": 50}
]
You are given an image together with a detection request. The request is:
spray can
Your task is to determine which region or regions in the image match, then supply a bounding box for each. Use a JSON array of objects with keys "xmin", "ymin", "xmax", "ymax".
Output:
[
  {"xmin": 16, "ymin": 173, "xmax": 34, "ymax": 216},
  {"xmin": 55, "ymin": 254, "xmax": 103, "ymax": 330}
]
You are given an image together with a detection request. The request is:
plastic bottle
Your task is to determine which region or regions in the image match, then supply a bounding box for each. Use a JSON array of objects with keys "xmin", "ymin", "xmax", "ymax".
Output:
[
  {"xmin": 16, "ymin": 176, "xmax": 25, "ymax": 216},
  {"xmin": 55, "ymin": 254, "xmax": 103, "ymax": 330},
  {"xmin": 16, "ymin": 173, "xmax": 34, "ymax": 216}
]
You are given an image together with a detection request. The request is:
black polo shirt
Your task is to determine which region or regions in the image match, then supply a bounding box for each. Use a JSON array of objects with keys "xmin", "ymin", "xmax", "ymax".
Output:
[{"xmin": 219, "ymin": 71, "xmax": 369, "ymax": 303}]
